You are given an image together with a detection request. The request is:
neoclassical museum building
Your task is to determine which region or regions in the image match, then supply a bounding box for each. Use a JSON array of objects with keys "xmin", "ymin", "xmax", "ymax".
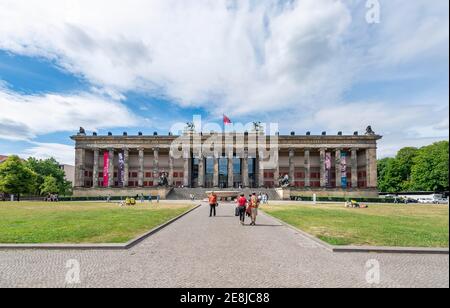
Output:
[{"xmin": 71, "ymin": 126, "xmax": 382, "ymax": 199}]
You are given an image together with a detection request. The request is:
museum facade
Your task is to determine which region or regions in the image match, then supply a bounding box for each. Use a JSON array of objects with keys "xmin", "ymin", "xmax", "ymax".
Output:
[{"xmin": 71, "ymin": 127, "xmax": 382, "ymax": 199}]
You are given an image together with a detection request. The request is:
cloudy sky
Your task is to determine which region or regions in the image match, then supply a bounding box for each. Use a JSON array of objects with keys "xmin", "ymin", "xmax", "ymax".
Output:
[{"xmin": 0, "ymin": 0, "xmax": 448, "ymax": 164}]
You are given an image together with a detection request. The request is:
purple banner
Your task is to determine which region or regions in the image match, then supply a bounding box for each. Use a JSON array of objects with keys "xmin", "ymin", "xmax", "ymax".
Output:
[
  {"xmin": 118, "ymin": 152, "xmax": 124, "ymax": 187},
  {"xmin": 325, "ymin": 153, "xmax": 332, "ymax": 187}
]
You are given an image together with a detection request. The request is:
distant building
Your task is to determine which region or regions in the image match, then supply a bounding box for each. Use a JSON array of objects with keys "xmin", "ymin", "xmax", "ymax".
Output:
[
  {"xmin": 0, "ymin": 155, "xmax": 8, "ymax": 164},
  {"xmin": 59, "ymin": 164, "xmax": 75, "ymax": 186}
]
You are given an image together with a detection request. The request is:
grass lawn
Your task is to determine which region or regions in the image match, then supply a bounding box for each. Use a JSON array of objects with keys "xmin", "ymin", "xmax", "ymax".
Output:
[
  {"xmin": 263, "ymin": 203, "xmax": 449, "ymax": 248},
  {"xmin": 0, "ymin": 202, "xmax": 194, "ymax": 244}
]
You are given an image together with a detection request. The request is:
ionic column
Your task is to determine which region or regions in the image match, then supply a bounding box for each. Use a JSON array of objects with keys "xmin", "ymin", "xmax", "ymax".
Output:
[
  {"xmin": 108, "ymin": 149, "xmax": 115, "ymax": 187},
  {"xmin": 228, "ymin": 156, "xmax": 234, "ymax": 188},
  {"xmin": 335, "ymin": 149, "xmax": 342, "ymax": 188},
  {"xmin": 258, "ymin": 154, "xmax": 265, "ymax": 188},
  {"xmin": 123, "ymin": 148, "xmax": 129, "ymax": 187},
  {"xmin": 366, "ymin": 148, "xmax": 378, "ymax": 188},
  {"xmin": 183, "ymin": 150, "xmax": 191, "ymax": 187},
  {"xmin": 304, "ymin": 150, "xmax": 311, "ymax": 187},
  {"xmin": 213, "ymin": 157, "xmax": 219, "ymax": 188},
  {"xmin": 320, "ymin": 148, "xmax": 326, "ymax": 188},
  {"xmin": 74, "ymin": 148, "xmax": 86, "ymax": 188},
  {"xmin": 351, "ymin": 148, "xmax": 358, "ymax": 188},
  {"xmin": 92, "ymin": 148, "xmax": 99, "ymax": 188},
  {"xmin": 273, "ymin": 149, "xmax": 280, "ymax": 187},
  {"xmin": 138, "ymin": 148, "xmax": 144, "ymax": 187},
  {"xmin": 168, "ymin": 149, "xmax": 174, "ymax": 186},
  {"xmin": 198, "ymin": 154, "xmax": 205, "ymax": 188},
  {"xmin": 242, "ymin": 151, "xmax": 249, "ymax": 188},
  {"xmin": 153, "ymin": 148, "xmax": 160, "ymax": 187},
  {"xmin": 289, "ymin": 148, "xmax": 295, "ymax": 187}
]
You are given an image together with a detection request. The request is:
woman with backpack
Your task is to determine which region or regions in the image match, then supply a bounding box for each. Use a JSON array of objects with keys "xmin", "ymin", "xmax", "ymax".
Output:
[{"xmin": 249, "ymin": 193, "xmax": 260, "ymax": 226}]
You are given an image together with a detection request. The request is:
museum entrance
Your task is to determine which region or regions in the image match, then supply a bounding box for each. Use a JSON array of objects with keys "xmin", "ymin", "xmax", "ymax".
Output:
[{"xmin": 218, "ymin": 158, "xmax": 228, "ymax": 188}]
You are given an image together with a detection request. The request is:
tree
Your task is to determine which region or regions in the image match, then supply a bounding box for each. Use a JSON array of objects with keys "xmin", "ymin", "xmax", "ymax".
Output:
[
  {"xmin": 395, "ymin": 147, "xmax": 419, "ymax": 190},
  {"xmin": 0, "ymin": 156, "xmax": 37, "ymax": 199},
  {"xmin": 377, "ymin": 157, "xmax": 402, "ymax": 193},
  {"xmin": 40, "ymin": 176, "xmax": 59, "ymax": 195},
  {"xmin": 410, "ymin": 141, "xmax": 449, "ymax": 191},
  {"xmin": 25, "ymin": 157, "xmax": 72, "ymax": 195}
]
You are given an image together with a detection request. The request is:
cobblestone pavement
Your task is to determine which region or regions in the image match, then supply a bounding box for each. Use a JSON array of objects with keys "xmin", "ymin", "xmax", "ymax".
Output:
[{"xmin": 0, "ymin": 203, "xmax": 448, "ymax": 288}]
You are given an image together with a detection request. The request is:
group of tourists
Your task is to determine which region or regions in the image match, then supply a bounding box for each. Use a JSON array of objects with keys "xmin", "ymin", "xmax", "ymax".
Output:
[{"xmin": 208, "ymin": 192, "xmax": 261, "ymax": 226}]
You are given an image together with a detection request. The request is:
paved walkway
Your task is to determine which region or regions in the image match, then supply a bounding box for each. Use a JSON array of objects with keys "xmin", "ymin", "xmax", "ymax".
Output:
[{"xmin": 0, "ymin": 203, "xmax": 448, "ymax": 288}]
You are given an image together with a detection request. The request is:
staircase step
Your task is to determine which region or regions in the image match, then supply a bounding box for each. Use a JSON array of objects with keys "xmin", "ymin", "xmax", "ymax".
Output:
[{"xmin": 167, "ymin": 188, "xmax": 282, "ymax": 201}]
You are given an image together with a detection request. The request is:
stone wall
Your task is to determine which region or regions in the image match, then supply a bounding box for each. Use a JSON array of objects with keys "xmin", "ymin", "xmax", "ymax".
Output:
[
  {"xmin": 73, "ymin": 187, "xmax": 172, "ymax": 199},
  {"xmin": 276, "ymin": 187, "xmax": 379, "ymax": 200}
]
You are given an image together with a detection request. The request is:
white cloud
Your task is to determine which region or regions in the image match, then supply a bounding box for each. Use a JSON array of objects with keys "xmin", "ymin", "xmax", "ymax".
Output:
[
  {"xmin": 19, "ymin": 142, "xmax": 75, "ymax": 165},
  {"xmin": 0, "ymin": 0, "xmax": 355, "ymax": 113},
  {"xmin": 0, "ymin": 88, "xmax": 142, "ymax": 140},
  {"xmin": 0, "ymin": 0, "xmax": 448, "ymax": 156},
  {"xmin": 0, "ymin": 0, "xmax": 447, "ymax": 112}
]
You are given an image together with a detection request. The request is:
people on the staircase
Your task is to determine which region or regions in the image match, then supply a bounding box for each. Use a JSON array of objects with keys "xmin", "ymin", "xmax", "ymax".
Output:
[
  {"xmin": 237, "ymin": 193, "xmax": 248, "ymax": 225},
  {"xmin": 208, "ymin": 192, "xmax": 218, "ymax": 217}
]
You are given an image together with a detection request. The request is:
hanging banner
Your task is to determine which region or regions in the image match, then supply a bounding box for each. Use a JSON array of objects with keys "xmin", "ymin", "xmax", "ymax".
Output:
[
  {"xmin": 118, "ymin": 152, "xmax": 124, "ymax": 187},
  {"xmin": 325, "ymin": 152, "xmax": 332, "ymax": 187},
  {"xmin": 341, "ymin": 152, "xmax": 347, "ymax": 188},
  {"xmin": 103, "ymin": 152, "xmax": 109, "ymax": 187}
]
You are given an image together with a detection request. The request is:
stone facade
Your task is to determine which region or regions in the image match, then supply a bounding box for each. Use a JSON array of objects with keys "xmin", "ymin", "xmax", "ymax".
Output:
[{"xmin": 71, "ymin": 130, "xmax": 382, "ymax": 198}]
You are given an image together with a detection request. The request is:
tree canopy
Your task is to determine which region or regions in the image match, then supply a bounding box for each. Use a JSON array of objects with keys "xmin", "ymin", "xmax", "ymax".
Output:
[
  {"xmin": 40, "ymin": 176, "xmax": 60, "ymax": 195},
  {"xmin": 25, "ymin": 157, "xmax": 72, "ymax": 195},
  {"xmin": 0, "ymin": 156, "xmax": 37, "ymax": 196},
  {"xmin": 378, "ymin": 141, "xmax": 449, "ymax": 192}
]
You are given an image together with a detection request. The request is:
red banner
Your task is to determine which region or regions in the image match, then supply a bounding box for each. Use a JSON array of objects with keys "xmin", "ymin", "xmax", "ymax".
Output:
[{"xmin": 103, "ymin": 152, "xmax": 109, "ymax": 187}]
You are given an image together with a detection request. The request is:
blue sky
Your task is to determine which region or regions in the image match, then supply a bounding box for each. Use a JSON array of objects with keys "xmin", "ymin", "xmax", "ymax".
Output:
[{"xmin": 0, "ymin": 0, "xmax": 448, "ymax": 164}]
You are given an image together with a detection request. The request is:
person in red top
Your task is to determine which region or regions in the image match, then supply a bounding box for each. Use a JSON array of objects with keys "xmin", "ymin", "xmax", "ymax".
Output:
[
  {"xmin": 237, "ymin": 193, "xmax": 248, "ymax": 225},
  {"xmin": 208, "ymin": 192, "xmax": 218, "ymax": 217}
]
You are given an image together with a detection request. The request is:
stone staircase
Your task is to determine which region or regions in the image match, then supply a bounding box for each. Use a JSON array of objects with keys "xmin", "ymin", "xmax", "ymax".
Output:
[{"xmin": 166, "ymin": 188, "xmax": 282, "ymax": 201}]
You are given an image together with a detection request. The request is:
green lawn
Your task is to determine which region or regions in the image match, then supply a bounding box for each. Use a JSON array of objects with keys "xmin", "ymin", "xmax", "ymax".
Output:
[
  {"xmin": 263, "ymin": 203, "xmax": 449, "ymax": 248},
  {"xmin": 0, "ymin": 202, "xmax": 193, "ymax": 244}
]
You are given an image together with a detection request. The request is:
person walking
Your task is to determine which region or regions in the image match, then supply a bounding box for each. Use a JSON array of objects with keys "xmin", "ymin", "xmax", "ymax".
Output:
[
  {"xmin": 237, "ymin": 193, "xmax": 247, "ymax": 225},
  {"xmin": 249, "ymin": 193, "xmax": 260, "ymax": 226},
  {"xmin": 208, "ymin": 192, "xmax": 218, "ymax": 217}
]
